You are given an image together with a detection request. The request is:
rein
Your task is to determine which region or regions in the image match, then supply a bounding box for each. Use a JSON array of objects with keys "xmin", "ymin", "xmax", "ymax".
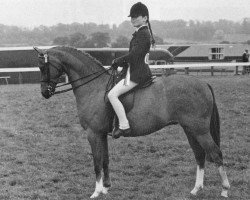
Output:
[
  {"xmin": 39, "ymin": 51, "xmax": 114, "ymax": 95},
  {"xmin": 38, "ymin": 50, "xmax": 118, "ymax": 97},
  {"xmin": 54, "ymin": 68, "xmax": 111, "ymax": 94}
]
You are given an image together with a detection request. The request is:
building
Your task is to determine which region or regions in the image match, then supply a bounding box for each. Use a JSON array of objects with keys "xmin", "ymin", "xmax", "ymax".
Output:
[{"xmin": 158, "ymin": 44, "xmax": 250, "ymax": 63}]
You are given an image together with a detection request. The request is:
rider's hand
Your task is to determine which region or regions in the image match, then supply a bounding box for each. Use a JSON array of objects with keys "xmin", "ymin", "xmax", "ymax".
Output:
[
  {"xmin": 111, "ymin": 60, "xmax": 118, "ymax": 70},
  {"xmin": 112, "ymin": 57, "xmax": 126, "ymax": 67}
]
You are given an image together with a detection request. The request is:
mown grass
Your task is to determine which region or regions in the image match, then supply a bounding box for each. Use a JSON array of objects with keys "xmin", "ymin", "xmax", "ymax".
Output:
[{"xmin": 0, "ymin": 76, "xmax": 249, "ymax": 200}]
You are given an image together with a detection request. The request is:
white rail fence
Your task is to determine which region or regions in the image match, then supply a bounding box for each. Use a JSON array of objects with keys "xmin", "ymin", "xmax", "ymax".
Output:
[{"xmin": 0, "ymin": 62, "xmax": 249, "ymax": 84}]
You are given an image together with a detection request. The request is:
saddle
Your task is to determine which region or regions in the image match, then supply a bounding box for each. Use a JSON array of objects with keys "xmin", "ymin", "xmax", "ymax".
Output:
[
  {"xmin": 119, "ymin": 75, "xmax": 156, "ymax": 111},
  {"xmin": 105, "ymin": 69, "xmax": 157, "ymax": 131}
]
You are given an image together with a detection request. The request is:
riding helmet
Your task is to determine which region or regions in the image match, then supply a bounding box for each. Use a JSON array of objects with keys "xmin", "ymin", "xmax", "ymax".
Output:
[{"xmin": 128, "ymin": 2, "xmax": 149, "ymax": 18}]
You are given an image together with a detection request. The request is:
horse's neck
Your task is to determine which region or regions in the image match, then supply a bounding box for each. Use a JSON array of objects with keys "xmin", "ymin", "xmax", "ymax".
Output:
[{"xmin": 62, "ymin": 55, "xmax": 109, "ymax": 97}]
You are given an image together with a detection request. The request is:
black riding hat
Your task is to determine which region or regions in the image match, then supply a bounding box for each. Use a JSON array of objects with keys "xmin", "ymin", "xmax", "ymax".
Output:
[{"xmin": 128, "ymin": 2, "xmax": 149, "ymax": 18}]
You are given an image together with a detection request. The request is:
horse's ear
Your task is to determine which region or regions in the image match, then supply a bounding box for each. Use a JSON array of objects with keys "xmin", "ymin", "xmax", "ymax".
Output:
[
  {"xmin": 33, "ymin": 47, "xmax": 45, "ymax": 58},
  {"xmin": 33, "ymin": 46, "xmax": 42, "ymax": 54}
]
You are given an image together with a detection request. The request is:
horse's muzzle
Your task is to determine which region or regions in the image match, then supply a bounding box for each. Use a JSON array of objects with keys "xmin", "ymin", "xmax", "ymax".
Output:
[{"xmin": 41, "ymin": 85, "xmax": 55, "ymax": 99}]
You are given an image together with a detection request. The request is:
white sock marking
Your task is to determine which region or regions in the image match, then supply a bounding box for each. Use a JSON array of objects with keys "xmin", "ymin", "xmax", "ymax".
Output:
[
  {"xmin": 191, "ymin": 165, "xmax": 204, "ymax": 195},
  {"xmin": 90, "ymin": 177, "xmax": 109, "ymax": 198},
  {"xmin": 219, "ymin": 166, "xmax": 230, "ymax": 198}
]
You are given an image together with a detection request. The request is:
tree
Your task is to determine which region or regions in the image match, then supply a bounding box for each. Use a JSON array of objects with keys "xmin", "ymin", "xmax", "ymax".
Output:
[
  {"xmin": 220, "ymin": 41, "xmax": 230, "ymax": 44},
  {"xmin": 117, "ymin": 21, "xmax": 134, "ymax": 38},
  {"xmin": 82, "ymin": 39, "xmax": 95, "ymax": 48},
  {"xmin": 213, "ymin": 30, "xmax": 225, "ymax": 40},
  {"xmin": 1, "ymin": 19, "xmax": 250, "ymax": 46},
  {"xmin": 111, "ymin": 35, "xmax": 129, "ymax": 47},
  {"xmin": 53, "ymin": 36, "xmax": 69, "ymax": 45},
  {"xmin": 69, "ymin": 32, "xmax": 87, "ymax": 47},
  {"xmin": 241, "ymin": 18, "xmax": 250, "ymax": 34},
  {"xmin": 154, "ymin": 35, "xmax": 164, "ymax": 44},
  {"xmin": 90, "ymin": 32, "xmax": 111, "ymax": 47}
]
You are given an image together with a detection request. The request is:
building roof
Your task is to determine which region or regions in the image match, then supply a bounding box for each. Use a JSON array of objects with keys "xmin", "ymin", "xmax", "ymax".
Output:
[{"xmin": 158, "ymin": 44, "xmax": 250, "ymax": 57}]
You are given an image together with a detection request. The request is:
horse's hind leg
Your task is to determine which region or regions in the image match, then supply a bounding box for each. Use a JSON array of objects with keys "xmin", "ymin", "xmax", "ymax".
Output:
[
  {"xmin": 218, "ymin": 165, "xmax": 230, "ymax": 197},
  {"xmin": 195, "ymin": 132, "xmax": 230, "ymax": 197},
  {"xmin": 184, "ymin": 129, "xmax": 205, "ymax": 195},
  {"xmin": 102, "ymin": 134, "xmax": 111, "ymax": 188}
]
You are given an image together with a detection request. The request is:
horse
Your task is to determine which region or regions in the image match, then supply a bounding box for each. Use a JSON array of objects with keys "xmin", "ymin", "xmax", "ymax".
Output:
[{"xmin": 34, "ymin": 46, "xmax": 230, "ymax": 198}]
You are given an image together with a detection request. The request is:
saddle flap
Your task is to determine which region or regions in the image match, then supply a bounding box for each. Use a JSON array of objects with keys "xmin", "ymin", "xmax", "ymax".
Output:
[
  {"xmin": 106, "ymin": 75, "xmax": 157, "ymax": 110},
  {"xmin": 106, "ymin": 75, "xmax": 157, "ymax": 132},
  {"xmin": 119, "ymin": 92, "xmax": 134, "ymax": 112}
]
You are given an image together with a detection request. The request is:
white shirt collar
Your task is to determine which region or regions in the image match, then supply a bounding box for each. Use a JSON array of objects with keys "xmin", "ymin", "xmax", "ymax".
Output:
[{"xmin": 135, "ymin": 25, "xmax": 148, "ymax": 32}]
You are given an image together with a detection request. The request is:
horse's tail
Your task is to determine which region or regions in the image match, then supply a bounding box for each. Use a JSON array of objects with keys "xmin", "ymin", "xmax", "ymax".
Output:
[{"xmin": 207, "ymin": 84, "xmax": 221, "ymax": 148}]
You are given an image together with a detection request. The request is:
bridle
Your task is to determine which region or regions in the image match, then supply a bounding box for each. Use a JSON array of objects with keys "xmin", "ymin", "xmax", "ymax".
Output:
[{"xmin": 38, "ymin": 51, "xmax": 113, "ymax": 96}]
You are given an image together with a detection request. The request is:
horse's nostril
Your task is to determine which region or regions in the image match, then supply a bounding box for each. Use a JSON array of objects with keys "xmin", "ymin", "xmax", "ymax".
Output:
[{"xmin": 41, "ymin": 91, "xmax": 50, "ymax": 99}]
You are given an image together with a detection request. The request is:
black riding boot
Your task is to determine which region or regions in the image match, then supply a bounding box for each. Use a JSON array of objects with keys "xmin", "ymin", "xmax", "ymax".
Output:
[{"xmin": 112, "ymin": 128, "xmax": 131, "ymax": 139}]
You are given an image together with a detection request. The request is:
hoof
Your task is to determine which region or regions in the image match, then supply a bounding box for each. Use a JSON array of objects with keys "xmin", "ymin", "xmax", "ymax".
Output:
[
  {"xmin": 221, "ymin": 181, "xmax": 230, "ymax": 198},
  {"xmin": 190, "ymin": 186, "xmax": 203, "ymax": 196},
  {"xmin": 90, "ymin": 177, "xmax": 109, "ymax": 198},
  {"xmin": 221, "ymin": 189, "xmax": 228, "ymax": 198},
  {"xmin": 90, "ymin": 191, "xmax": 100, "ymax": 199},
  {"xmin": 90, "ymin": 187, "xmax": 109, "ymax": 198},
  {"xmin": 102, "ymin": 187, "xmax": 109, "ymax": 194},
  {"xmin": 112, "ymin": 128, "xmax": 131, "ymax": 139}
]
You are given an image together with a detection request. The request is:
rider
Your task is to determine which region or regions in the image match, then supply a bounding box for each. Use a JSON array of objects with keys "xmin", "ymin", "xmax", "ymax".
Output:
[{"xmin": 108, "ymin": 2, "xmax": 155, "ymax": 139}]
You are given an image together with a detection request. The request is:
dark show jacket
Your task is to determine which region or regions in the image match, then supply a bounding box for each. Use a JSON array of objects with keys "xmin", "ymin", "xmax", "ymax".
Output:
[{"xmin": 115, "ymin": 25, "xmax": 152, "ymax": 84}]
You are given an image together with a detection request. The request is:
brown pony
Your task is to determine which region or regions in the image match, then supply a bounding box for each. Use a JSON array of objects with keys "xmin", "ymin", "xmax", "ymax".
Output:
[{"xmin": 34, "ymin": 46, "xmax": 230, "ymax": 198}]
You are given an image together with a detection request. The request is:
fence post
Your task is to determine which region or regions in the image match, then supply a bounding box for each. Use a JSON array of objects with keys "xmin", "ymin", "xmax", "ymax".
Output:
[
  {"xmin": 211, "ymin": 66, "xmax": 214, "ymax": 76},
  {"xmin": 18, "ymin": 72, "xmax": 23, "ymax": 84},
  {"xmin": 235, "ymin": 66, "xmax": 239, "ymax": 75},
  {"xmin": 185, "ymin": 67, "xmax": 189, "ymax": 75}
]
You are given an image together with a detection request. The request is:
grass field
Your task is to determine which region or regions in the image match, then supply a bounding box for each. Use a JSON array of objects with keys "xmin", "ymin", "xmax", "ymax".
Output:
[{"xmin": 0, "ymin": 76, "xmax": 249, "ymax": 200}]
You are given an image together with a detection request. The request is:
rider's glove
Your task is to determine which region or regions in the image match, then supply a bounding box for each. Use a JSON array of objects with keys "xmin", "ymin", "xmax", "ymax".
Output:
[{"xmin": 111, "ymin": 62, "xmax": 119, "ymax": 70}]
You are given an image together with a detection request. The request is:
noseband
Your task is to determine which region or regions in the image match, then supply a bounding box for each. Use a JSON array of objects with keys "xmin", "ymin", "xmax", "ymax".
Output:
[{"xmin": 38, "ymin": 51, "xmax": 112, "ymax": 96}]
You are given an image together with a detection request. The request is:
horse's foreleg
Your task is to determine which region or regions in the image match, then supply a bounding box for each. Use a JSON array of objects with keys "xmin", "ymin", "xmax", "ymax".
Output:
[
  {"xmin": 87, "ymin": 129, "xmax": 108, "ymax": 198},
  {"xmin": 103, "ymin": 134, "xmax": 111, "ymax": 188}
]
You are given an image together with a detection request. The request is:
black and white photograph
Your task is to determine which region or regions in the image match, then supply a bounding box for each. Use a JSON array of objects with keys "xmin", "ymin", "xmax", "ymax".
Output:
[{"xmin": 0, "ymin": 0, "xmax": 249, "ymax": 199}]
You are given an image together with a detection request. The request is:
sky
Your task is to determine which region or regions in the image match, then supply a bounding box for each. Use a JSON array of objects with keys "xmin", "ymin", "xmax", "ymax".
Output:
[{"xmin": 0, "ymin": 0, "xmax": 250, "ymax": 28}]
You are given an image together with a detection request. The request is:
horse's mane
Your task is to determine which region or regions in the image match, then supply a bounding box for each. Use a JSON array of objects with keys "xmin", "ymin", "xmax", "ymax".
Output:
[{"xmin": 50, "ymin": 46, "xmax": 103, "ymax": 68}]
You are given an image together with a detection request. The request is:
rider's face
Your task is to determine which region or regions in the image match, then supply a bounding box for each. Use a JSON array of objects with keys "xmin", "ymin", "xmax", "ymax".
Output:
[{"xmin": 131, "ymin": 15, "xmax": 147, "ymax": 28}]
